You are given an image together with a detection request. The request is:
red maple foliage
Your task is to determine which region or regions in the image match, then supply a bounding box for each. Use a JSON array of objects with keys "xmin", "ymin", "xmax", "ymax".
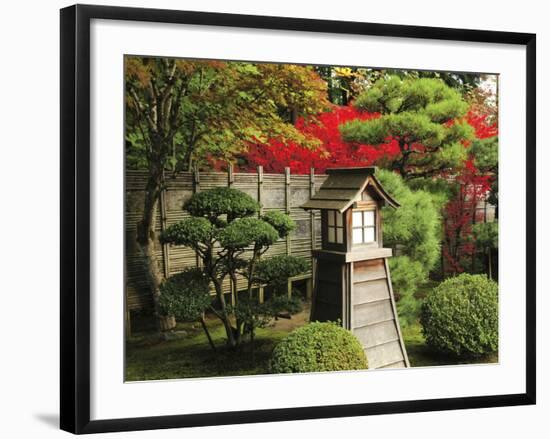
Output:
[
  {"xmin": 241, "ymin": 106, "xmax": 401, "ymax": 174},
  {"xmin": 239, "ymin": 103, "xmax": 498, "ymax": 274},
  {"xmin": 240, "ymin": 106, "xmax": 497, "ymax": 176},
  {"xmin": 466, "ymin": 111, "xmax": 498, "ymax": 139},
  {"xmin": 442, "ymin": 159, "xmax": 493, "ymax": 273},
  {"xmin": 441, "ymin": 109, "xmax": 497, "ymax": 274}
]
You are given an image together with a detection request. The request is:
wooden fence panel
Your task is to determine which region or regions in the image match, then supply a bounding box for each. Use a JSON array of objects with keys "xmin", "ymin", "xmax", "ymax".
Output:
[
  {"xmin": 125, "ymin": 168, "xmax": 496, "ymax": 312},
  {"xmin": 125, "ymin": 168, "xmax": 328, "ymax": 312}
]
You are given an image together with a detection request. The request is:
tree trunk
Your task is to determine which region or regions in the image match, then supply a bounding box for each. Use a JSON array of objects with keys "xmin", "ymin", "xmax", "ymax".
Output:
[
  {"xmin": 212, "ymin": 279, "xmax": 237, "ymax": 347},
  {"xmin": 199, "ymin": 314, "xmax": 216, "ymax": 352},
  {"xmin": 137, "ymin": 163, "xmax": 176, "ymax": 332},
  {"xmin": 230, "ymin": 272, "xmax": 243, "ymax": 345}
]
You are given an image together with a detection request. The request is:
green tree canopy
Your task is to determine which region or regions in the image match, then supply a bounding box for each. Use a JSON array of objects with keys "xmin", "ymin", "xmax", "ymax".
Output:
[
  {"xmin": 470, "ymin": 136, "xmax": 498, "ymax": 174},
  {"xmin": 161, "ymin": 188, "xmax": 306, "ymax": 349},
  {"xmin": 340, "ymin": 76, "xmax": 474, "ymax": 179},
  {"xmin": 377, "ymin": 169, "xmax": 441, "ymax": 270},
  {"xmin": 158, "ymin": 268, "xmax": 212, "ymax": 322},
  {"xmin": 126, "ymin": 57, "xmax": 329, "ymax": 171},
  {"xmin": 376, "ymin": 170, "xmax": 442, "ymax": 324},
  {"xmin": 125, "ymin": 58, "xmax": 329, "ymax": 332}
]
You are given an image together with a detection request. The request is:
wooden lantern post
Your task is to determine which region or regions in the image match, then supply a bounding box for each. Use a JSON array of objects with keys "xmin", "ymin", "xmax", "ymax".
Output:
[{"xmin": 301, "ymin": 167, "xmax": 410, "ymax": 369}]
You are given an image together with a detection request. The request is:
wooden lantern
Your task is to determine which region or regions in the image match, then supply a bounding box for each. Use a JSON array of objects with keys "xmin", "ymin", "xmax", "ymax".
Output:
[{"xmin": 301, "ymin": 167, "xmax": 409, "ymax": 369}]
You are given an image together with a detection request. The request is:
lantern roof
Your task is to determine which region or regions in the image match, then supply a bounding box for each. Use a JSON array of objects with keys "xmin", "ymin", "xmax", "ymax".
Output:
[{"xmin": 301, "ymin": 167, "xmax": 400, "ymax": 213}]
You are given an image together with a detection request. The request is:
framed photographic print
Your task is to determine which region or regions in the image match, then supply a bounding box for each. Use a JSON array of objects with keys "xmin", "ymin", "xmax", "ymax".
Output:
[{"xmin": 60, "ymin": 4, "xmax": 536, "ymax": 434}]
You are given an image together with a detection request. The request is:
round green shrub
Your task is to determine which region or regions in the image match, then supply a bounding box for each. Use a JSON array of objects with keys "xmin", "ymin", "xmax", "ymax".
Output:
[
  {"xmin": 270, "ymin": 322, "xmax": 368, "ymax": 373},
  {"xmin": 420, "ymin": 274, "xmax": 498, "ymax": 356},
  {"xmin": 254, "ymin": 255, "xmax": 308, "ymax": 285},
  {"xmin": 158, "ymin": 268, "xmax": 212, "ymax": 321},
  {"xmin": 160, "ymin": 217, "xmax": 214, "ymax": 246},
  {"xmin": 184, "ymin": 187, "xmax": 260, "ymax": 221},
  {"xmin": 218, "ymin": 217, "xmax": 279, "ymax": 249},
  {"xmin": 262, "ymin": 210, "xmax": 296, "ymax": 238}
]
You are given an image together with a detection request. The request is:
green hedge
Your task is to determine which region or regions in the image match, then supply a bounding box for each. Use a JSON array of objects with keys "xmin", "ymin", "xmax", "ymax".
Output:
[
  {"xmin": 270, "ymin": 322, "xmax": 368, "ymax": 373},
  {"xmin": 420, "ymin": 274, "xmax": 498, "ymax": 356}
]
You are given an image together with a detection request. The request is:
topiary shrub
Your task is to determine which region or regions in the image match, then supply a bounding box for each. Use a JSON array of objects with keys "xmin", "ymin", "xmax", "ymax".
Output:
[
  {"xmin": 420, "ymin": 274, "xmax": 498, "ymax": 356},
  {"xmin": 158, "ymin": 268, "xmax": 212, "ymax": 322},
  {"xmin": 184, "ymin": 187, "xmax": 259, "ymax": 222},
  {"xmin": 162, "ymin": 187, "xmax": 307, "ymax": 349},
  {"xmin": 270, "ymin": 322, "xmax": 368, "ymax": 373}
]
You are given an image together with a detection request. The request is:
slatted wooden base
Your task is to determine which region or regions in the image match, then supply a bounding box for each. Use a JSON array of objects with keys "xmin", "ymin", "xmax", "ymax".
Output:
[
  {"xmin": 311, "ymin": 253, "xmax": 409, "ymax": 369},
  {"xmin": 351, "ymin": 258, "xmax": 409, "ymax": 369}
]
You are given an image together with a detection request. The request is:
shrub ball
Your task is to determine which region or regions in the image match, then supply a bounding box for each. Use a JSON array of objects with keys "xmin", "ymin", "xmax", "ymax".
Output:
[
  {"xmin": 420, "ymin": 273, "xmax": 498, "ymax": 356},
  {"xmin": 270, "ymin": 321, "xmax": 368, "ymax": 373}
]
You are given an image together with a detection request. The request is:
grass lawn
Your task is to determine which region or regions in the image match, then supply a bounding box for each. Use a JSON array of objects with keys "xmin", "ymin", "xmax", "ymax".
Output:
[
  {"xmin": 126, "ymin": 287, "xmax": 498, "ymax": 381},
  {"xmin": 125, "ymin": 307, "xmax": 309, "ymax": 381}
]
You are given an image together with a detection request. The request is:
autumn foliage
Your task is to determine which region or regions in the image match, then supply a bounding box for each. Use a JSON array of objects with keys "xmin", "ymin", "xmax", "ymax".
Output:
[
  {"xmin": 241, "ymin": 105, "xmax": 496, "ymax": 175},
  {"xmin": 241, "ymin": 103, "xmax": 498, "ymax": 276},
  {"xmin": 441, "ymin": 111, "xmax": 497, "ymax": 273},
  {"xmin": 442, "ymin": 160, "xmax": 493, "ymax": 273},
  {"xmin": 240, "ymin": 106, "xmax": 400, "ymax": 174}
]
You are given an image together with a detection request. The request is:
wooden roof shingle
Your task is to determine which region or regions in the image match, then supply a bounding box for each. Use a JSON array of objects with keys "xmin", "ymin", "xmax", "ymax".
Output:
[{"xmin": 301, "ymin": 167, "xmax": 399, "ymax": 212}]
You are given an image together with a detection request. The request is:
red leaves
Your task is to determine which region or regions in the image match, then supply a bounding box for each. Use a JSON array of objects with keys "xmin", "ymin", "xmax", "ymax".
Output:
[
  {"xmin": 466, "ymin": 111, "xmax": 498, "ymax": 139},
  {"xmin": 440, "ymin": 111, "xmax": 497, "ymax": 274},
  {"xmin": 238, "ymin": 102, "xmax": 497, "ymax": 276},
  {"xmin": 442, "ymin": 161, "xmax": 494, "ymax": 274},
  {"xmin": 241, "ymin": 106, "xmax": 396, "ymax": 174},
  {"xmin": 241, "ymin": 106, "xmax": 497, "ymax": 176}
]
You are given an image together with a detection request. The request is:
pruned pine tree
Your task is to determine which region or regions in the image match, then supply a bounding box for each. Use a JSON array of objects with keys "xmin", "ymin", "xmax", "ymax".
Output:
[
  {"xmin": 340, "ymin": 76, "xmax": 475, "ymax": 179},
  {"xmin": 161, "ymin": 188, "xmax": 307, "ymax": 349}
]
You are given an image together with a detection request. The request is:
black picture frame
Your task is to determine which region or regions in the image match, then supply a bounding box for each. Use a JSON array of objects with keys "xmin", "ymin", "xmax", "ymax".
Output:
[{"xmin": 60, "ymin": 4, "xmax": 536, "ymax": 434}]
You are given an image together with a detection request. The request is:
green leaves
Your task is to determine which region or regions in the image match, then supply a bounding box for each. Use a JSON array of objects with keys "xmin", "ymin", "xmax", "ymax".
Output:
[
  {"xmin": 158, "ymin": 268, "xmax": 212, "ymax": 321},
  {"xmin": 160, "ymin": 217, "xmax": 214, "ymax": 247},
  {"xmin": 377, "ymin": 170, "xmax": 441, "ymax": 270},
  {"xmin": 341, "ymin": 76, "xmax": 474, "ymax": 178},
  {"xmin": 470, "ymin": 136, "xmax": 498, "ymax": 173},
  {"xmin": 389, "ymin": 256, "xmax": 427, "ymax": 326},
  {"xmin": 160, "ymin": 187, "xmax": 310, "ymax": 349},
  {"xmin": 218, "ymin": 217, "xmax": 279, "ymax": 249},
  {"xmin": 473, "ymin": 222, "xmax": 498, "ymax": 250},
  {"xmin": 420, "ymin": 274, "xmax": 498, "ymax": 356},
  {"xmin": 261, "ymin": 210, "xmax": 296, "ymax": 238},
  {"xmin": 125, "ymin": 57, "xmax": 330, "ymax": 172},
  {"xmin": 270, "ymin": 322, "xmax": 368, "ymax": 373},
  {"xmin": 376, "ymin": 170, "xmax": 441, "ymax": 323},
  {"xmin": 253, "ymin": 255, "xmax": 308, "ymax": 286},
  {"xmin": 184, "ymin": 187, "xmax": 260, "ymax": 222},
  {"xmin": 354, "ymin": 75, "xmax": 403, "ymax": 112}
]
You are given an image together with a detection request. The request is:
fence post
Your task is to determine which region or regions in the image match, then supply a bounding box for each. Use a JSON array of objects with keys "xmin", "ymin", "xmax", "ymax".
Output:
[
  {"xmin": 285, "ymin": 166, "xmax": 291, "ymax": 249},
  {"xmin": 193, "ymin": 167, "xmax": 201, "ymax": 268},
  {"xmin": 228, "ymin": 163, "xmax": 236, "ymax": 305},
  {"xmin": 159, "ymin": 170, "xmax": 170, "ymax": 278},
  {"xmin": 285, "ymin": 167, "xmax": 292, "ymax": 297},
  {"xmin": 308, "ymin": 167, "xmax": 316, "ymax": 301},
  {"xmin": 193, "ymin": 166, "xmax": 201, "ymax": 192},
  {"xmin": 227, "ymin": 162, "xmax": 234, "ymax": 187},
  {"xmin": 257, "ymin": 165, "xmax": 263, "ymax": 215}
]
